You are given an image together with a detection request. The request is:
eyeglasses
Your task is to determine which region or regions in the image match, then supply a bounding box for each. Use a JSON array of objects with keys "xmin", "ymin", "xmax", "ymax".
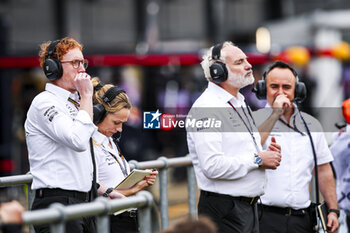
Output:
[{"xmin": 61, "ymin": 59, "xmax": 88, "ymax": 69}]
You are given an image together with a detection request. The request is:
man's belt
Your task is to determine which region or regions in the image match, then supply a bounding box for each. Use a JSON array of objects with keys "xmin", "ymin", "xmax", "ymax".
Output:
[
  {"xmin": 201, "ymin": 190, "xmax": 259, "ymax": 205},
  {"xmin": 259, "ymin": 204, "xmax": 309, "ymax": 216},
  {"xmin": 35, "ymin": 188, "xmax": 90, "ymax": 202}
]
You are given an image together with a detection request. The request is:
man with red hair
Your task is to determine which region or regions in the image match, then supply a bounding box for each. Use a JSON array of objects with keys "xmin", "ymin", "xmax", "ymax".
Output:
[{"xmin": 25, "ymin": 38, "xmax": 122, "ymax": 233}]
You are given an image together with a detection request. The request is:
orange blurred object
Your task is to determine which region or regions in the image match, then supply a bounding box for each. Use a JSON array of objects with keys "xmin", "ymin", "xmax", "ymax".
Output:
[
  {"xmin": 285, "ymin": 46, "xmax": 311, "ymax": 67},
  {"xmin": 332, "ymin": 41, "xmax": 350, "ymax": 61},
  {"xmin": 342, "ymin": 99, "xmax": 350, "ymax": 124}
]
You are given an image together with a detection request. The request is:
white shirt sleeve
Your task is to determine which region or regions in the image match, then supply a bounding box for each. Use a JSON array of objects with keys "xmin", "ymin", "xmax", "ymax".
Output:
[
  {"xmin": 33, "ymin": 98, "xmax": 96, "ymax": 152},
  {"xmin": 314, "ymin": 132, "xmax": 334, "ymax": 165},
  {"xmin": 306, "ymin": 114, "xmax": 333, "ymax": 165}
]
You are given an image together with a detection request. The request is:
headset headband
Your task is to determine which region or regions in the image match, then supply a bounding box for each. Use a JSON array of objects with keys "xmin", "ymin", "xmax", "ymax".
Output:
[
  {"xmin": 212, "ymin": 43, "xmax": 223, "ymax": 60},
  {"xmin": 46, "ymin": 40, "xmax": 60, "ymax": 58},
  {"xmin": 102, "ymin": 86, "xmax": 125, "ymax": 104},
  {"xmin": 94, "ymin": 82, "xmax": 103, "ymax": 92},
  {"xmin": 263, "ymin": 61, "xmax": 299, "ymax": 82}
]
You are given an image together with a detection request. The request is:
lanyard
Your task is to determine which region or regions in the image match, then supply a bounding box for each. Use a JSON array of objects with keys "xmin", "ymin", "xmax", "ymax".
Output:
[
  {"xmin": 227, "ymin": 101, "xmax": 261, "ymax": 153},
  {"xmin": 93, "ymin": 138, "xmax": 129, "ymax": 177},
  {"xmin": 108, "ymin": 151, "xmax": 128, "ymax": 178},
  {"xmin": 68, "ymin": 97, "xmax": 80, "ymax": 110},
  {"xmin": 278, "ymin": 115, "xmax": 305, "ymax": 136},
  {"xmin": 109, "ymin": 139, "xmax": 128, "ymax": 177}
]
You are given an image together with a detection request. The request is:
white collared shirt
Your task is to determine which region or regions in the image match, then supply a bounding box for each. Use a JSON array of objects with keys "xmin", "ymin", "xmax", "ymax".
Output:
[
  {"xmin": 186, "ymin": 82, "xmax": 265, "ymax": 197},
  {"xmin": 25, "ymin": 83, "xmax": 97, "ymax": 192},
  {"xmin": 254, "ymin": 105, "xmax": 333, "ymax": 209},
  {"xmin": 93, "ymin": 131, "xmax": 130, "ymax": 188},
  {"xmin": 330, "ymin": 124, "xmax": 350, "ymax": 212}
]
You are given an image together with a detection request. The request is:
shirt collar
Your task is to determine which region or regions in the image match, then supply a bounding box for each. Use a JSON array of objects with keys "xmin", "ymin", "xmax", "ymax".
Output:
[
  {"xmin": 93, "ymin": 130, "xmax": 110, "ymax": 147},
  {"xmin": 207, "ymin": 82, "xmax": 245, "ymax": 106},
  {"xmin": 70, "ymin": 92, "xmax": 80, "ymax": 102},
  {"xmin": 45, "ymin": 83, "xmax": 79, "ymax": 102}
]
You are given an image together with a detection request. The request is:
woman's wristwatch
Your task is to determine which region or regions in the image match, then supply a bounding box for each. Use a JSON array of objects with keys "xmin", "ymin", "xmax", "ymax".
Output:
[
  {"xmin": 103, "ymin": 187, "xmax": 114, "ymax": 197},
  {"xmin": 328, "ymin": 209, "xmax": 340, "ymax": 218}
]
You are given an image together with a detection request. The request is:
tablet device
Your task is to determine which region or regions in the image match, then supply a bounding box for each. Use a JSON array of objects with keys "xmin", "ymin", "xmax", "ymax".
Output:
[{"xmin": 115, "ymin": 169, "xmax": 153, "ymax": 190}]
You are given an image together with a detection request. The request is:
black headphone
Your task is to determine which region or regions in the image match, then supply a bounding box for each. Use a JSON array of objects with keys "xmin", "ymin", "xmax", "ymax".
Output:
[
  {"xmin": 93, "ymin": 86, "xmax": 125, "ymax": 124},
  {"xmin": 254, "ymin": 61, "xmax": 307, "ymax": 103},
  {"xmin": 209, "ymin": 43, "xmax": 228, "ymax": 83},
  {"xmin": 43, "ymin": 40, "xmax": 63, "ymax": 81}
]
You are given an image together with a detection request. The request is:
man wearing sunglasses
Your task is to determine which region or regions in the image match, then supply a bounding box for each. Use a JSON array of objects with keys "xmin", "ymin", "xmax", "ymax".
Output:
[{"xmin": 24, "ymin": 38, "xmax": 123, "ymax": 233}]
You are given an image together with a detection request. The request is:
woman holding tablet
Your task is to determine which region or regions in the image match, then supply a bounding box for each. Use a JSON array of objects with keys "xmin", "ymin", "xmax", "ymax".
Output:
[{"xmin": 92, "ymin": 77, "xmax": 158, "ymax": 233}]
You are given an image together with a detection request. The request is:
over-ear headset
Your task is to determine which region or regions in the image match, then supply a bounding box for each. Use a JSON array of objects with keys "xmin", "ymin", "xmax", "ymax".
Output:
[
  {"xmin": 43, "ymin": 40, "xmax": 63, "ymax": 81},
  {"xmin": 254, "ymin": 61, "xmax": 307, "ymax": 103},
  {"xmin": 93, "ymin": 86, "xmax": 125, "ymax": 124},
  {"xmin": 209, "ymin": 43, "xmax": 228, "ymax": 83}
]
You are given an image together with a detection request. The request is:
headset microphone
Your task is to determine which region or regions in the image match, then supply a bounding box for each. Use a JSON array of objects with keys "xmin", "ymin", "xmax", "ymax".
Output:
[
  {"xmin": 112, "ymin": 132, "xmax": 123, "ymax": 153},
  {"xmin": 112, "ymin": 132, "xmax": 122, "ymax": 144}
]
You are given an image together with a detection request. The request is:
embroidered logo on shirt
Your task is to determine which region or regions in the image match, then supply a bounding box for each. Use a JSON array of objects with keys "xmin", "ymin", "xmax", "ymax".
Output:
[
  {"xmin": 44, "ymin": 106, "xmax": 58, "ymax": 122},
  {"xmin": 66, "ymin": 103, "xmax": 78, "ymax": 117},
  {"xmin": 106, "ymin": 157, "xmax": 116, "ymax": 166}
]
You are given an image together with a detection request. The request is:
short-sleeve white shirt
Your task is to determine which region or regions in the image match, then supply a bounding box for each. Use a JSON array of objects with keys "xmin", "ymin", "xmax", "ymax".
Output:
[
  {"xmin": 93, "ymin": 131, "xmax": 131, "ymax": 188},
  {"xmin": 186, "ymin": 82, "xmax": 265, "ymax": 198},
  {"xmin": 25, "ymin": 83, "xmax": 97, "ymax": 192},
  {"xmin": 254, "ymin": 105, "xmax": 333, "ymax": 209}
]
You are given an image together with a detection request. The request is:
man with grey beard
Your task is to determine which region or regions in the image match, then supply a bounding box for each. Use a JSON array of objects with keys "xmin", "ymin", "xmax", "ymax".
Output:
[{"xmin": 186, "ymin": 42, "xmax": 282, "ymax": 233}]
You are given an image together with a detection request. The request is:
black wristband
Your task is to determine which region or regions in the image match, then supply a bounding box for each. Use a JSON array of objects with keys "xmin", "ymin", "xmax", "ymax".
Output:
[
  {"xmin": 328, "ymin": 209, "xmax": 340, "ymax": 218},
  {"xmin": 103, "ymin": 187, "xmax": 114, "ymax": 197}
]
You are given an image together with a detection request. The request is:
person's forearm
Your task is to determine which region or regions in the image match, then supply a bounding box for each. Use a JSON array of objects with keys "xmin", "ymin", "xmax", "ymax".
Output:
[
  {"xmin": 79, "ymin": 94, "xmax": 93, "ymax": 120},
  {"xmin": 258, "ymin": 112, "xmax": 280, "ymax": 145},
  {"xmin": 97, "ymin": 183, "xmax": 109, "ymax": 196},
  {"xmin": 116, "ymin": 181, "xmax": 148, "ymax": 197},
  {"xmin": 318, "ymin": 163, "xmax": 338, "ymax": 209},
  {"xmin": 116, "ymin": 188, "xmax": 137, "ymax": 197}
]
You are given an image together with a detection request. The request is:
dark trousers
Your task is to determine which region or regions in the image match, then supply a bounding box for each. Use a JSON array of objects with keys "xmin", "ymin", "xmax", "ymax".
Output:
[
  {"xmin": 110, "ymin": 211, "xmax": 138, "ymax": 233},
  {"xmin": 258, "ymin": 205, "xmax": 314, "ymax": 233},
  {"xmin": 198, "ymin": 191, "xmax": 259, "ymax": 233},
  {"xmin": 1, "ymin": 224, "xmax": 23, "ymax": 233},
  {"xmin": 32, "ymin": 189, "xmax": 96, "ymax": 233}
]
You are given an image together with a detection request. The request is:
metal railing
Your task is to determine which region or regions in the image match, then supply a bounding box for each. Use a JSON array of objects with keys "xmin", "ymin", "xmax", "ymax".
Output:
[
  {"xmin": 0, "ymin": 155, "xmax": 197, "ymax": 231},
  {"xmin": 22, "ymin": 191, "xmax": 158, "ymax": 233}
]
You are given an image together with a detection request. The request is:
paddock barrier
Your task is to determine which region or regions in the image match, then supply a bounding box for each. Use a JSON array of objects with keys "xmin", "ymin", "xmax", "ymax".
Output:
[
  {"xmin": 22, "ymin": 191, "xmax": 158, "ymax": 233},
  {"xmin": 1, "ymin": 155, "xmax": 347, "ymax": 233},
  {"xmin": 0, "ymin": 156, "xmax": 197, "ymax": 232}
]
